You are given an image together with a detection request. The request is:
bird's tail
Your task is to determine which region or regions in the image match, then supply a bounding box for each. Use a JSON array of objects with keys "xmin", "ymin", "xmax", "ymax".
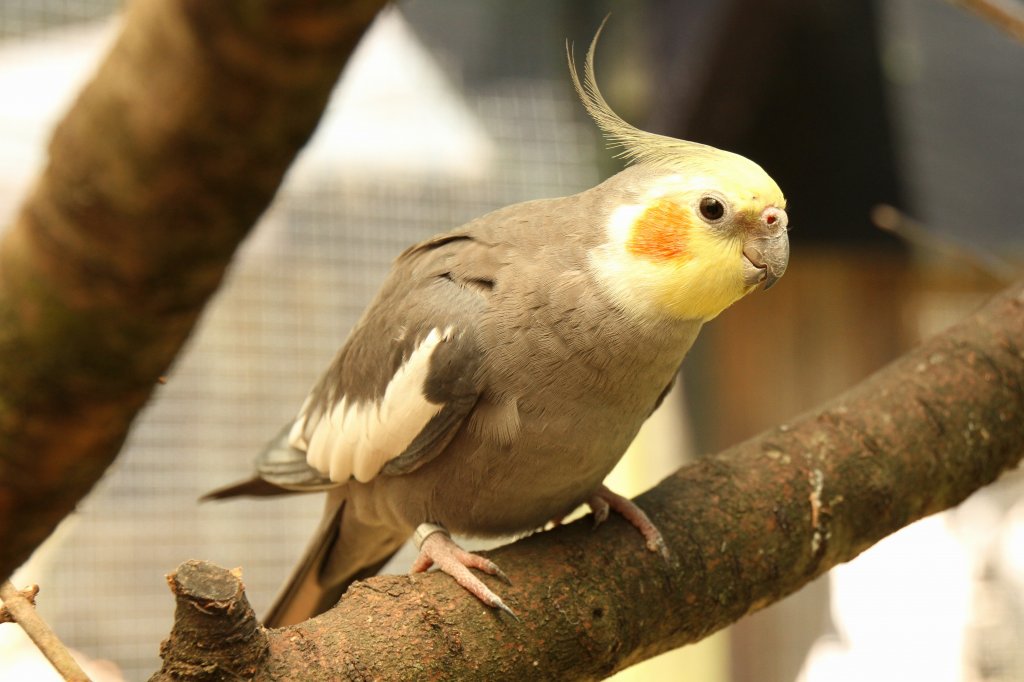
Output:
[{"xmin": 263, "ymin": 488, "xmax": 408, "ymax": 628}]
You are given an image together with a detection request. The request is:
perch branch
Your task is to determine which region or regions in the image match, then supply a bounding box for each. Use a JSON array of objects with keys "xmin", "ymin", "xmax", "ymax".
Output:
[{"xmin": 154, "ymin": 279, "xmax": 1024, "ymax": 681}]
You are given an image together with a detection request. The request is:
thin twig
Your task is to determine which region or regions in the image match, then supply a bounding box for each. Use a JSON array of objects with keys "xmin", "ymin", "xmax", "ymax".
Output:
[
  {"xmin": 952, "ymin": 0, "xmax": 1024, "ymax": 42},
  {"xmin": 0, "ymin": 583, "xmax": 38, "ymax": 623},
  {"xmin": 0, "ymin": 580, "xmax": 92, "ymax": 682},
  {"xmin": 871, "ymin": 204, "xmax": 1019, "ymax": 283}
]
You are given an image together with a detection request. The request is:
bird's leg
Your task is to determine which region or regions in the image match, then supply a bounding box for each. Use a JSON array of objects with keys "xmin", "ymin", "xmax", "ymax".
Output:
[
  {"xmin": 410, "ymin": 523, "xmax": 517, "ymax": 618},
  {"xmin": 587, "ymin": 485, "xmax": 670, "ymax": 559},
  {"xmin": 587, "ymin": 494, "xmax": 610, "ymax": 526}
]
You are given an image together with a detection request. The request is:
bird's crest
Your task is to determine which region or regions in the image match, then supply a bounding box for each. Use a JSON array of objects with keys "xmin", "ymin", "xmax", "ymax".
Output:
[{"xmin": 567, "ymin": 17, "xmax": 723, "ymax": 171}]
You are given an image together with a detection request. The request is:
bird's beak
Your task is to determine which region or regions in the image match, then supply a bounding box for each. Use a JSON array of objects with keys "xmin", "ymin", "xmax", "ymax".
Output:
[{"xmin": 742, "ymin": 208, "xmax": 789, "ymax": 290}]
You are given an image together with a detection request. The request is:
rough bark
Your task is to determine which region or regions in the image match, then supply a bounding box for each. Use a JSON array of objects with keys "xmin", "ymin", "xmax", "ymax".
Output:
[
  {"xmin": 157, "ymin": 561, "xmax": 268, "ymax": 681},
  {"xmin": 0, "ymin": 0, "xmax": 386, "ymax": 581},
  {"xmin": 153, "ymin": 280, "xmax": 1024, "ymax": 681}
]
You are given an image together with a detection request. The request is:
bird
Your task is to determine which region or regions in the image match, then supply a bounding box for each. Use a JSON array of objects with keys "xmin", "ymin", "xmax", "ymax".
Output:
[{"xmin": 204, "ymin": 20, "xmax": 789, "ymax": 627}]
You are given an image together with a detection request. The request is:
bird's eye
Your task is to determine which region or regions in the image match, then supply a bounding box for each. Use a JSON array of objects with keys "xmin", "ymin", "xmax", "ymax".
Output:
[{"xmin": 698, "ymin": 196, "xmax": 725, "ymax": 222}]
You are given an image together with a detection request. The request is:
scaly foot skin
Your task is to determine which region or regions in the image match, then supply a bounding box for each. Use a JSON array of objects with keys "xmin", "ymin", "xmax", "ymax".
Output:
[
  {"xmin": 411, "ymin": 523, "xmax": 517, "ymax": 619},
  {"xmin": 587, "ymin": 485, "xmax": 670, "ymax": 559}
]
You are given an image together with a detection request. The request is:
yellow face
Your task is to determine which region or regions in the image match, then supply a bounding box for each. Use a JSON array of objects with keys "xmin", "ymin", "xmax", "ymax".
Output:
[{"xmin": 593, "ymin": 162, "xmax": 788, "ymax": 322}]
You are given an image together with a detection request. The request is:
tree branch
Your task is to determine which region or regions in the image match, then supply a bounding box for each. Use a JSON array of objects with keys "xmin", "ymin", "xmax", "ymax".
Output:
[
  {"xmin": 154, "ymin": 279, "xmax": 1024, "ymax": 680},
  {"xmin": 953, "ymin": 0, "xmax": 1024, "ymax": 43},
  {"xmin": 156, "ymin": 562, "xmax": 267, "ymax": 681},
  {"xmin": 0, "ymin": 0, "xmax": 386, "ymax": 581},
  {"xmin": 0, "ymin": 582, "xmax": 37, "ymax": 624},
  {"xmin": 0, "ymin": 581, "xmax": 90, "ymax": 681}
]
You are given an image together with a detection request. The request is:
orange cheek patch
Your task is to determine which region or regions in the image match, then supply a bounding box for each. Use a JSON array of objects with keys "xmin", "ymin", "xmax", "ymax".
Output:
[{"xmin": 626, "ymin": 199, "xmax": 694, "ymax": 262}]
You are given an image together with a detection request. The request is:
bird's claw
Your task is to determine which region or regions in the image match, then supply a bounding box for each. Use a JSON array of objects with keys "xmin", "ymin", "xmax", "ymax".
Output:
[
  {"xmin": 411, "ymin": 524, "xmax": 517, "ymax": 617},
  {"xmin": 588, "ymin": 485, "xmax": 670, "ymax": 560},
  {"xmin": 492, "ymin": 595, "xmax": 520, "ymax": 621}
]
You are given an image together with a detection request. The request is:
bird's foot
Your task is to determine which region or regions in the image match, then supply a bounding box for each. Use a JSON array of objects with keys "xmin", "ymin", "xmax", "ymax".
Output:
[
  {"xmin": 410, "ymin": 523, "xmax": 517, "ymax": 619},
  {"xmin": 587, "ymin": 485, "xmax": 670, "ymax": 559}
]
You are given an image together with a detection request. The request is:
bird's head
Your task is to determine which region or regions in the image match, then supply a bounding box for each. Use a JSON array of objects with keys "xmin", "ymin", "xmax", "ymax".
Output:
[{"xmin": 569, "ymin": 23, "xmax": 789, "ymax": 322}]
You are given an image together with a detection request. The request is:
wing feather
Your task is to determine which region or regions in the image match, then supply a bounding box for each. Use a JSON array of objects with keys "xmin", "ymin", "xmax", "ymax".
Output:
[
  {"xmin": 349, "ymin": 328, "xmax": 448, "ymax": 481},
  {"xmin": 277, "ymin": 234, "xmax": 498, "ymax": 490}
]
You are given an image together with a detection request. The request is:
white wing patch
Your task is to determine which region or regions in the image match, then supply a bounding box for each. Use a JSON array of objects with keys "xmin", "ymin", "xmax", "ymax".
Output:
[{"xmin": 289, "ymin": 328, "xmax": 451, "ymax": 484}]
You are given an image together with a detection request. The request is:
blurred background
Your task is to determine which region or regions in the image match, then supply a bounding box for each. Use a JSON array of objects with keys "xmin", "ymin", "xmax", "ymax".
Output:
[{"xmin": 1, "ymin": 1, "xmax": 1023, "ymax": 679}]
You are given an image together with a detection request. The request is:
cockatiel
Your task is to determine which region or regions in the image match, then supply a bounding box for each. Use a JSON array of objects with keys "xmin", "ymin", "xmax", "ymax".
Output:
[{"xmin": 206, "ymin": 23, "xmax": 789, "ymax": 627}]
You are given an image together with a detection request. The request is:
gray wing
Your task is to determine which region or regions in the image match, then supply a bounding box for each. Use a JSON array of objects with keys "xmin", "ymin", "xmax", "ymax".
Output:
[{"xmin": 279, "ymin": 231, "xmax": 505, "ymax": 487}]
